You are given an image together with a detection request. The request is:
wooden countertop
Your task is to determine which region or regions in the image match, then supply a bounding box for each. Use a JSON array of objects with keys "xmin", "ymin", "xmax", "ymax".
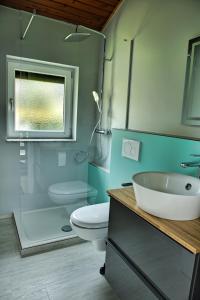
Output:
[{"xmin": 108, "ymin": 187, "xmax": 200, "ymax": 254}]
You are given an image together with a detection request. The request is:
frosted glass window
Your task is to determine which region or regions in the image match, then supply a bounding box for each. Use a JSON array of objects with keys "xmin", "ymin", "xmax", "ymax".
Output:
[
  {"xmin": 15, "ymin": 71, "xmax": 65, "ymax": 132},
  {"xmin": 6, "ymin": 55, "xmax": 79, "ymax": 141}
]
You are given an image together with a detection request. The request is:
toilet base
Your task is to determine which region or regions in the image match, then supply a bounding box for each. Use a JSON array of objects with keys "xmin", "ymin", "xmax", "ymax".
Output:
[{"xmin": 92, "ymin": 239, "xmax": 106, "ymax": 251}]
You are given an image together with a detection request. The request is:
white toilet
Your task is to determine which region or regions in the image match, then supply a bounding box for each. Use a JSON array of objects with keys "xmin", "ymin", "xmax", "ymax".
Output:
[
  {"xmin": 70, "ymin": 202, "xmax": 110, "ymax": 251},
  {"xmin": 48, "ymin": 180, "xmax": 98, "ymax": 215}
]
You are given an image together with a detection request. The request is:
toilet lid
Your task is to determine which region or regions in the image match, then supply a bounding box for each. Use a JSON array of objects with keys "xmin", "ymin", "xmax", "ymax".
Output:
[
  {"xmin": 49, "ymin": 181, "xmax": 94, "ymax": 196},
  {"xmin": 71, "ymin": 202, "xmax": 109, "ymax": 229}
]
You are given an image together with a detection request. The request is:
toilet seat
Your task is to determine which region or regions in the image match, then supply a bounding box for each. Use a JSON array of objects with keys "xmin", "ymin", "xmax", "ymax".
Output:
[
  {"xmin": 70, "ymin": 202, "xmax": 110, "ymax": 251},
  {"xmin": 70, "ymin": 202, "xmax": 109, "ymax": 229}
]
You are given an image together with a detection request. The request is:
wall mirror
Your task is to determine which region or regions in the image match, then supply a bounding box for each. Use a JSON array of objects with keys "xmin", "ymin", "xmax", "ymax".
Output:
[
  {"xmin": 182, "ymin": 36, "xmax": 200, "ymax": 127},
  {"xmin": 124, "ymin": 3, "xmax": 200, "ymax": 141}
]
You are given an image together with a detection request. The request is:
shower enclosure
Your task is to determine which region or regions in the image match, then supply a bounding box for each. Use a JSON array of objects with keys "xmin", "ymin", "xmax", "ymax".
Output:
[
  {"xmin": 15, "ymin": 142, "xmax": 91, "ymax": 251},
  {"xmin": 7, "ymin": 8, "xmax": 103, "ymax": 254}
]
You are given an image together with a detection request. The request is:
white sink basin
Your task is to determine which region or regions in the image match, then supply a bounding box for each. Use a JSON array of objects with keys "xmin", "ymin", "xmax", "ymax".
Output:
[{"xmin": 132, "ymin": 172, "xmax": 200, "ymax": 221}]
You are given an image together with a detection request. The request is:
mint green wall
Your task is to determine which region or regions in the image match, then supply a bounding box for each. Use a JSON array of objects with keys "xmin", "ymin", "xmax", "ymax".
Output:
[
  {"xmin": 88, "ymin": 129, "xmax": 200, "ymax": 202},
  {"xmin": 109, "ymin": 129, "xmax": 200, "ymax": 188},
  {"xmin": 88, "ymin": 163, "xmax": 109, "ymax": 203}
]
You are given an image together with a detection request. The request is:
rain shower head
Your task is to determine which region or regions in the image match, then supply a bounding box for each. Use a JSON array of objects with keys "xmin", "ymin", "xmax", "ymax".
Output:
[
  {"xmin": 64, "ymin": 25, "xmax": 91, "ymax": 42},
  {"xmin": 64, "ymin": 32, "xmax": 91, "ymax": 42}
]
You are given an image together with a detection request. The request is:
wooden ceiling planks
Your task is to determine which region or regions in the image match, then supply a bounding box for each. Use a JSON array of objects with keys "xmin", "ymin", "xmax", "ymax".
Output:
[
  {"xmin": 0, "ymin": 0, "xmax": 122, "ymax": 30},
  {"xmin": 77, "ymin": 0, "xmax": 115, "ymax": 12}
]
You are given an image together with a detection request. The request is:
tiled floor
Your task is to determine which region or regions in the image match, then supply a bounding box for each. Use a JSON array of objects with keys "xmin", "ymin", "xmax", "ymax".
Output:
[{"xmin": 0, "ymin": 218, "xmax": 119, "ymax": 300}]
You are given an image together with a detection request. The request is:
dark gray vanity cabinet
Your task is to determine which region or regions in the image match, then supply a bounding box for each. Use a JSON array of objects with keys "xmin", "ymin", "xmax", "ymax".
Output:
[{"xmin": 105, "ymin": 198, "xmax": 200, "ymax": 300}]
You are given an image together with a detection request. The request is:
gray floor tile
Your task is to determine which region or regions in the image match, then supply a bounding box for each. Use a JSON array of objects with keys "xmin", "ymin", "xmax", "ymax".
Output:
[{"xmin": 0, "ymin": 218, "xmax": 119, "ymax": 300}]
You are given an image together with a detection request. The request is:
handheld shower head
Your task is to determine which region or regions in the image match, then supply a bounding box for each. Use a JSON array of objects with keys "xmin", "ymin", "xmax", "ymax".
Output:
[
  {"xmin": 92, "ymin": 91, "xmax": 101, "ymax": 112},
  {"xmin": 92, "ymin": 91, "xmax": 99, "ymax": 103},
  {"xmin": 90, "ymin": 91, "xmax": 102, "ymax": 145}
]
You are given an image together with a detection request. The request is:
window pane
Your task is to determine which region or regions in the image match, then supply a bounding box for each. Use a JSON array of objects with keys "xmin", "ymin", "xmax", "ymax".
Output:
[{"xmin": 15, "ymin": 71, "xmax": 65, "ymax": 132}]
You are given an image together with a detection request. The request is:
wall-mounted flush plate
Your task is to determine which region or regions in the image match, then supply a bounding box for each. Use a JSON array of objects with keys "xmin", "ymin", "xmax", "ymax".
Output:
[{"xmin": 122, "ymin": 139, "xmax": 141, "ymax": 161}]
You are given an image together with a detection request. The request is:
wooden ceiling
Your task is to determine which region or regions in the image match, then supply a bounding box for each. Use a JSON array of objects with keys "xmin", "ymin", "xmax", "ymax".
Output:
[{"xmin": 0, "ymin": 0, "xmax": 122, "ymax": 30}]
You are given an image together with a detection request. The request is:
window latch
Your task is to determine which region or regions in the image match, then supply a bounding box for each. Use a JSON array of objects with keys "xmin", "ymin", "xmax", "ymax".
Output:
[{"xmin": 9, "ymin": 98, "xmax": 14, "ymax": 111}]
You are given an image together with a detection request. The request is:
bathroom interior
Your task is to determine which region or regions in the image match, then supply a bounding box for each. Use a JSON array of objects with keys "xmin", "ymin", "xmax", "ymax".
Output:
[{"xmin": 1, "ymin": 0, "xmax": 200, "ymax": 299}]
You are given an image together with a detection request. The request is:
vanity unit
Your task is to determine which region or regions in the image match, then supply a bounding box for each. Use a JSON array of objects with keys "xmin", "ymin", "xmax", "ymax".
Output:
[{"xmin": 105, "ymin": 188, "xmax": 200, "ymax": 300}]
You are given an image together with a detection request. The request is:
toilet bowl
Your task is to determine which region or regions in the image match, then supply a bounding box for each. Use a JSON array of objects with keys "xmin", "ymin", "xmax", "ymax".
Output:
[
  {"xmin": 48, "ymin": 180, "xmax": 97, "ymax": 215},
  {"xmin": 70, "ymin": 202, "xmax": 109, "ymax": 251}
]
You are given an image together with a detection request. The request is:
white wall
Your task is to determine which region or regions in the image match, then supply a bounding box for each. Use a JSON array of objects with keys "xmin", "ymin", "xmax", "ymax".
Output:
[
  {"xmin": 102, "ymin": 0, "xmax": 200, "ymax": 138},
  {"xmin": 0, "ymin": 5, "xmax": 101, "ymax": 215}
]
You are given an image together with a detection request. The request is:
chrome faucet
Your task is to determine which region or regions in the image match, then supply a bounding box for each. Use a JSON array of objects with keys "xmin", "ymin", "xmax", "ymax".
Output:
[
  {"xmin": 180, "ymin": 161, "xmax": 200, "ymax": 168},
  {"xmin": 180, "ymin": 154, "xmax": 200, "ymax": 168}
]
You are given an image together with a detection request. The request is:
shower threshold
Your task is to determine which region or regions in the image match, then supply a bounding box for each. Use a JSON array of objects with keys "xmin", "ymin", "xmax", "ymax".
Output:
[{"xmin": 14, "ymin": 206, "xmax": 82, "ymax": 256}]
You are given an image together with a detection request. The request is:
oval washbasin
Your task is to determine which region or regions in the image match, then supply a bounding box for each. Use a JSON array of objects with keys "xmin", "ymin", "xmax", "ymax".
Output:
[{"xmin": 132, "ymin": 172, "xmax": 200, "ymax": 221}]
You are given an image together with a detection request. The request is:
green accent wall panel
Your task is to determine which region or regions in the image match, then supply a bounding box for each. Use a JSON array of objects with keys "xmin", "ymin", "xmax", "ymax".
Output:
[
  {"xmin": 88, "ymin": 163, "xmax": 109, "ymax": 203},
  {"xmin": 88, "ymin": 129, "xmax": 200, "ymax": 203},
  {"xmin": 110, "ymin": 130, "xmax": 200, "ymax": 188}
]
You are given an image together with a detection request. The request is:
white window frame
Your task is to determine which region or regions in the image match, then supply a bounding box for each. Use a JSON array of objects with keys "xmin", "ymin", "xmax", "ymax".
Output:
[{"xmin": 6, "ymin": 55, "xmax": 79, "ymax": 141}]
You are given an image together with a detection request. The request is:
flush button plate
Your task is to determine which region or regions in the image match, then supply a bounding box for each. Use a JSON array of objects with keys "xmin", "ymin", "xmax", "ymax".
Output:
[{"xmin": 122, "ymin": 139, "xmax": 141, "ymax": 161}]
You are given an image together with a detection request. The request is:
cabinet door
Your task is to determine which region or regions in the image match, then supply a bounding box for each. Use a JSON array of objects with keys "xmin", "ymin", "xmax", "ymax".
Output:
[
  {"xmin": 105, "ymin": 241, "xmax": 158, "ymax": 300},
  {"xmin": 108, "ymin": 199, "xmax": 195, "ymax": 300}
]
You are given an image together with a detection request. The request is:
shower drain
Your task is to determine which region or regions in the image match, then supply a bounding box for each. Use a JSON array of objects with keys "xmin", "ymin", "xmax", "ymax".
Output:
[{"xmin": 61, "ymin": 225, "xmax": 72, "ymax": 232}]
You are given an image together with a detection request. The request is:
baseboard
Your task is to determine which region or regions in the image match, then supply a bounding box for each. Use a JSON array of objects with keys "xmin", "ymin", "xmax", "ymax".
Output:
[{"xmin": 0, "ymin": 213, "xmax": 13, "ymax": 220}]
